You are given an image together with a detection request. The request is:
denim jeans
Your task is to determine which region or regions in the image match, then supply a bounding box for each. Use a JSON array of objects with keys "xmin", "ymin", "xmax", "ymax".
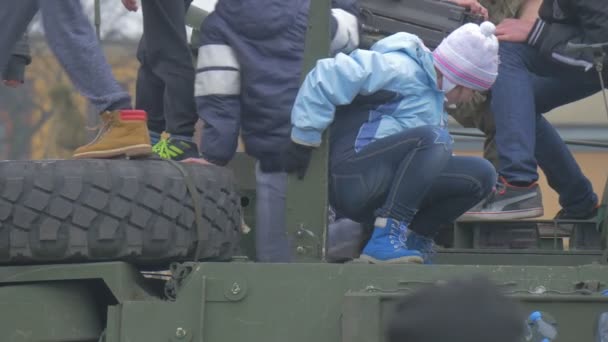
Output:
[
  {"xmin": 491, "ymin": 42, "xmax": 600, "ymax": 213},
  {"xmin": 0, "ymin": 0, "xmax": 132, "ymax": 114},
  {"xmin": 330, "ymin": 125, "xmax": 496, "ymax": 237},
  {"xmin": 254, "ymin": 161, "xmax": 292, "ymax": 262}
]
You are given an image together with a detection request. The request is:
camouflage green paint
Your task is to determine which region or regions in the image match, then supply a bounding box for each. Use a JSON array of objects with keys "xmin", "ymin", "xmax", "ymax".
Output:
[
  {"xmin": 0, "ymin": 283, "xmax": 103, "ymax": 341},
  {"xmin": 285, "ymin": 0, "xmax": 331, "ymax": 262},
  {"xmin": 4, "ymin": 261, "xmax": 608, "ymax": 341}
]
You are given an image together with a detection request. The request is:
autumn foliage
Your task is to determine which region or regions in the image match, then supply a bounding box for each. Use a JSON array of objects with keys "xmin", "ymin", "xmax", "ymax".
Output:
[{"xmin": 0, "ymin": 37, "xmax": 140, "ymax": 160}]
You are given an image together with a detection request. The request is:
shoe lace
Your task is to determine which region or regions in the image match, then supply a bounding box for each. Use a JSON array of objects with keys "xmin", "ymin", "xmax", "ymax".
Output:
[
  {"xmin": 85, "ymin": 111, "xmax": 114, "ymax": 144},
  {"xmin": 388, "ymin": 221, "xmax": 407, "ymax": 249},
  {"xmin": 152, "ymin": 132, "xmax": 172, "ymax": 159}
]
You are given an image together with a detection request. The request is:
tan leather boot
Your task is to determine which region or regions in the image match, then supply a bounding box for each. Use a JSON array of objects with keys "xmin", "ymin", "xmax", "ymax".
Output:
[{"xmin": 72, "ymin": 110, "xmax": 152, "ymax": 159}]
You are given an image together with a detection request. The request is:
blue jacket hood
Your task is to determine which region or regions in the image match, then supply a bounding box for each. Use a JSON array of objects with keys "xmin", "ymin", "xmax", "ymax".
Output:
[
  {"xmin": 215, "ymin": 0, "xmax": 304, "ymax": 39},
  {"xmin": 290, "ymin": 32, "xmax": 448, "ymax": 149},
  {"xmin": 370, "ymin": 33, "xmax": 439, "ymax": 89}
]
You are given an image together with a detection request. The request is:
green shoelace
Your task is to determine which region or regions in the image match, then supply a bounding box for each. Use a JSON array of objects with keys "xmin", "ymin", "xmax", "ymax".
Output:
[{"xmin": 152, "ymin": 132, "xmax": 185, "ymax": 160}]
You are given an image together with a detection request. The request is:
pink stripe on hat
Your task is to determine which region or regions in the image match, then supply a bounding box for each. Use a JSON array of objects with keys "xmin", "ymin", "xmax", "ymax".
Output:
[
  {"xmin": 432, "ymin": 22, "xmax": 499, "ymax": 92},
  {"xmin": 433, "ymin": 51, "xmax": 493, "ymax": 90}
]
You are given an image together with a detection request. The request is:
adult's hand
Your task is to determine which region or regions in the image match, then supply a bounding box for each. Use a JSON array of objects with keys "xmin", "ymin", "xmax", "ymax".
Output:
[
  {"xmin": 446, "ymin": 0, "xmax": 488, "ymax": 20},
  {"xmin": 121, "ymin": 0, "xmax": 139, "ymax": 12},
  {"xmin": 495, "ymin": 18, "xmax": 535, "ymax": 42}
]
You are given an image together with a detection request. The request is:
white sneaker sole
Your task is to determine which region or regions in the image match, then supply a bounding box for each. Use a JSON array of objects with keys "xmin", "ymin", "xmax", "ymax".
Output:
[
  {"xmin": 459, "ymin": 207, "xmax": 544, "ymax": 221},
  {"xmin": 359, "ymin": 254, "xmax": 424, "ymax": 264}
]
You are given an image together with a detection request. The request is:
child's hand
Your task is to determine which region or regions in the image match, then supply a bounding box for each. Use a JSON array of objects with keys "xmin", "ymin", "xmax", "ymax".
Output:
[
  {"xmin": 121, "ymin": 0, "xmax": 139, "ymax": 12},
  {"xmin": 3, "ymin": 80, "xmax": 21, "ymax": 88}
]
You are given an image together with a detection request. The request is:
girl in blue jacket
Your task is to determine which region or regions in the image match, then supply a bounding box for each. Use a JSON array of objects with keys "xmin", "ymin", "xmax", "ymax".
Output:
[{"xmin": 284, "ymin": 22, "xmax": 500, "ymax": 264}]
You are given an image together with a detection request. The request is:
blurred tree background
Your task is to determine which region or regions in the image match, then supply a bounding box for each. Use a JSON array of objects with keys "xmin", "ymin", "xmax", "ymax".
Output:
[{"xmin": 0, "ymin": 0, "xmax": 143, "ymax": 160}]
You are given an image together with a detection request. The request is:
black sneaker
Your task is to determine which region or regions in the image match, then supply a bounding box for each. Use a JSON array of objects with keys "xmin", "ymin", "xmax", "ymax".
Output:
[
  {"xmin": 459, "ymin": 177, "xmax": 543, "ymax": 220},
  {"xmin": 152, "ymin": 132, "xmax": 200, "ymax": 161},
  {"xmin": 554, "ymin": 205, "xmax": 599, "ymax": 220}
]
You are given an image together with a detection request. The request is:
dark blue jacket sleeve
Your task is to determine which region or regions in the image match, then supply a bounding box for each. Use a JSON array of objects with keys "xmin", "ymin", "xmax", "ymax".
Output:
[
  {"xmin": 527, "ymin": 0, "xmax": 608, "ymax": 69},
  {"xmin": 195, "ymin": 16, "xmax": 242, "ymax": 166}
]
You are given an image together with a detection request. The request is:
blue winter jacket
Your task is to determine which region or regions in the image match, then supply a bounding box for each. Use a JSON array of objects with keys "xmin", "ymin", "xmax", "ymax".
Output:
[
  {"xmin": 290, "ymin": 32, "xmax": 448, "ymax": 161},
  {"xmin": 195, "ymin": 0, "xmax": 360, "ymax": 170}
]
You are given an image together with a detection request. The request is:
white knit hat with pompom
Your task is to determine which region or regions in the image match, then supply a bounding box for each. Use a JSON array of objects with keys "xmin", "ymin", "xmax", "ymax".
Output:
[{"xmin": 432, "ymin": 21, "xmax": 499, "ymax": 91}]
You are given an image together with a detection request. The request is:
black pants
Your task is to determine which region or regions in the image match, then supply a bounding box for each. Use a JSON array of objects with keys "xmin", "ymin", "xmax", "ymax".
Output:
[{"xmin": 136, "ymin": 0, "xmax": 197, "ymax": 137}]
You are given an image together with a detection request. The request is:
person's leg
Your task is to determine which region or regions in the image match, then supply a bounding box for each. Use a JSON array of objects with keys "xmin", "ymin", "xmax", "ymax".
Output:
[
  {"xmin": 139, "ymin": 0, "xmax": 199, "ymax": 160},
  {"xmin": 534, "ymin": 115, "xmax": 598, "ymax": 216},
  {"xmin": 40, "ymin": 0, "xmax": 131, "ymax": 113},
  {"xmin": 254, "ymin": 161, "xmax": 292, "ymax": 262},
  {"xmin": 331, "ymin": 125, "xmax": 453, "ymax": 263},
  {"xmin": 372, "ymin": 127, "xmax": 453, "ymax": 223},
  {"xmin": 0, "ymin": 1, "xmax": 39, "ymax": 73},
  {"xmin": 39, "ymin": 0, "xmax": 152, "ymax": 159},
  {"xmin": 157, "ymin": 0, "xmax": 196, "ymax": 137},
  {"xmin": 494, "ymin": 43, "xmax": 603, "ymax": 184},
  {"xmin": 466, "ymin": 42, "xmax": 600, "ymax": 219},
  {"xmin": 136, "ymin": 36, "xmax": 166, "ymax": 144},
  {"xmin": 474, "ymin": 97, "xmax": 499, "ymax": 167},
  {"xmin": 407, "ymin": 156, "xmax": 496, "ymax": 262},
  {"xmin": 491, "ymin": 42, "xmax": 542, "ymax": 185},
  {"xmin": 531, "ymin": 73, "xmax": 600, "ymax": 217},
  {"xmin": 482, "ymin": 134, "xmax": 498, "ymax": 168}
]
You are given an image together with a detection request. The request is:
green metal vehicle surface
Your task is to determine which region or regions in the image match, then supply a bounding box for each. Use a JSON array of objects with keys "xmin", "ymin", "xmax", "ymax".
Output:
[{"xmin": 3, "ymin": 1, "xmax": 608, "ymax": 341}]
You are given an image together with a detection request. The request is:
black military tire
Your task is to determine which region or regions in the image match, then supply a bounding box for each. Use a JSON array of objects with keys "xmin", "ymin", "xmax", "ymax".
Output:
[{"xmin": 0, "ymin": 159, "xmax": 241, "ymax": 266}]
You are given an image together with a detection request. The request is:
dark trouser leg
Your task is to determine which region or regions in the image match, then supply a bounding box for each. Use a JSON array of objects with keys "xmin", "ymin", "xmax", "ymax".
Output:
[
  {"xmin": 137, "ymin": 0, "xmax": 197, "ymax": 137},
  {"xmin": 491, "ymin": 42, "xmax": 599, "ymax": 214},
  {"xmin": 409, "ymin": 156, "xmax": 496, "ymax": 237},
  {"xmin": 0, "ymin": 1, "xmax": 38, "ymax": 73},
  {"xmin": 136, "ymin": 37, "xmax": 166, "ymax": 135},
  {"xmin": 492, "ymin": 42, "xmax": 600, "ymax": 183},
  {"xmin": 534, "ymin": 116, "xmax": 598, "ymax": 213},
  {"xmin": 491, "ymin": 42, "xmax": 541, "ymax": 184}
]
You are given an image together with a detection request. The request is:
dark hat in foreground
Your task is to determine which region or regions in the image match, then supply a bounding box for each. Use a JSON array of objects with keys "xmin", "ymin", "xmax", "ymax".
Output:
[{"xmin": 386, "ymin": 274, "xmax": 524, "ymax": 342}]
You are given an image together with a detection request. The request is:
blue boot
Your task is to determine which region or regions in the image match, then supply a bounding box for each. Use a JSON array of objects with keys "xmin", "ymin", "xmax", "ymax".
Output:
[
  {"xmin": 360, "ymin": 218, "xmax": 423, "ymax": 264},
  {"xmin": 406, "ymin": 231, "xmax": 436, "ymax": 264}
]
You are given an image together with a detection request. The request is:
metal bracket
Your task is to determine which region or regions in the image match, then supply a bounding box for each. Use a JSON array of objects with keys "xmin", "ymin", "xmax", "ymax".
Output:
[
  {"xmin": 293, "ymin": 224, "xmax": 322, "ymax": 257},
  {"xmin": 165, "ymin": 263, "xmax": 196, "ymax": 301}
]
